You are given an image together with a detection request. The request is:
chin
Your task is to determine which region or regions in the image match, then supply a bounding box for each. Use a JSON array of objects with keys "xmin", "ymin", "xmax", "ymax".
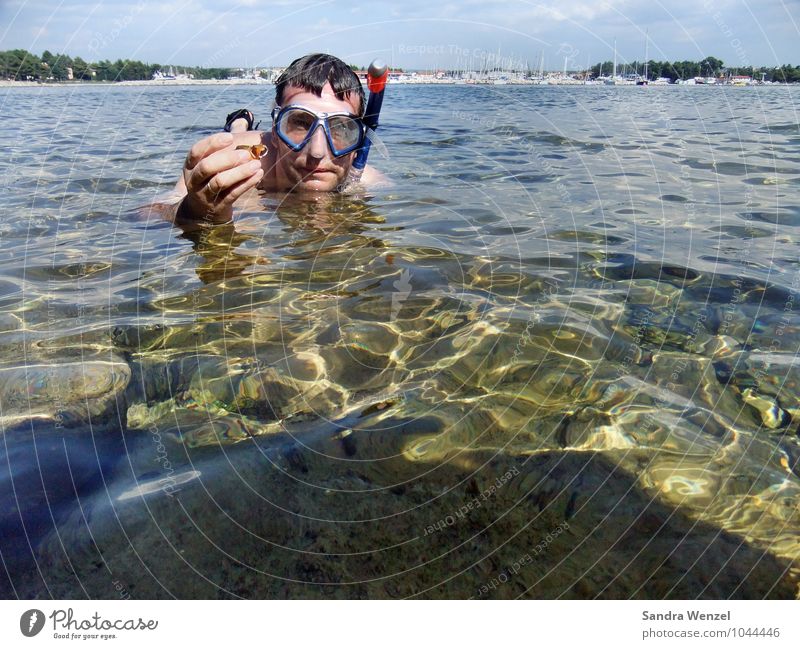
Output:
[{"xmin": 295, "ymin": 173, "xmax": 344, "ymax": 192}]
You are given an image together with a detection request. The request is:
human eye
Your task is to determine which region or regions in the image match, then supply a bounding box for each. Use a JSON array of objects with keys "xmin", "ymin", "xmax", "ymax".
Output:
[
  {"xmin": 328, "ymin": 116, "xmax": 359, "ymax": 144},
  {"xmin": 286, "ymin": 110, "xmax": 315, "ymax": 133}
]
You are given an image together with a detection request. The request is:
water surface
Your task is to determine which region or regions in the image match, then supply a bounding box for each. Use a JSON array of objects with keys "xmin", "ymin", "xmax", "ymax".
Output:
[{"xmin": 1, "ymin": 83, "xmax": 799, "ymax": 598}]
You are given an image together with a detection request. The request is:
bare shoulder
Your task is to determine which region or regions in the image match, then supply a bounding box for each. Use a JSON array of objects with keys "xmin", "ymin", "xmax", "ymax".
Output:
[{"xmin": 360, "ymin": 164, "xmax": 392, "ymax": 188}]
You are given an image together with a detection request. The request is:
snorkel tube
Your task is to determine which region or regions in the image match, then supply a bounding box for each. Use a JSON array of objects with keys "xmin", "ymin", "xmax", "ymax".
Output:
[{"xmin": 345, "ymin": 58, "xmax": 389, "ymax": 187}]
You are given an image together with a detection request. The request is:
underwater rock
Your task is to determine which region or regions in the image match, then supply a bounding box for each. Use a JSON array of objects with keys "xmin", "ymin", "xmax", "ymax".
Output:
[
  {"xmin": 0, "ymin": 355, "xmax": 130, "ymax": 430},
  {"xmin": 620, "ymin": 278, "xmax": 682, "ymax": 309},
  {"xmin": 127, "ymin": 353, "xmax": 348, "ymax": 441},
  {"xmin": 234, "ymin": 365, "xmax": 344, "ymax": 422},
  {"xmin": 696, "ymin": 335, "xmax": 740, "ymax": 359},
  {"xmin": 338, "ymin": 322, "xmax": 400, "ymax": 356},
  {"xmin": 495, "ymin": 355, "xmax": 594, "ymax": 412},
  {"xmin": 740, "ymin": 352, "xmax": 800, "ymax": 411},
  {"xmin": 742, "ymin": 388, "xmax": 791, "ymax": 430},
  {"xmin": 127, "ymin": 353, "xmax": 228, "ymax": 405},
  {"xmin": 650, "ymin": 352, "xmax": 752, "ymax": 426},
  {"xmin": 320, "ymin": 344, "xmax": 396, "ymax": 391},
  {"xmin": 110, "ymin": 323, "xmax": 171, "ymax": 352}
]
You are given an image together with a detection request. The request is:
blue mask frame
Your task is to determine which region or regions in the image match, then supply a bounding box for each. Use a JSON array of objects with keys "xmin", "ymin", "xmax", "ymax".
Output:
[{"xmin": 271, "ymin": 104, "xmax": 366, "ymax": 157}]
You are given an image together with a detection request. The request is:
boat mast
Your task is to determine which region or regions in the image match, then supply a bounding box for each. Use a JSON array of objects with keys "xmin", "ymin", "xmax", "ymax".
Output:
[
  {"xmin": 644, "ymin": 29, "xmax": 649, "ymax": 80},
  {"xmin": 613, "ymin": 38, "xmax": 617, "ymax": 79}
]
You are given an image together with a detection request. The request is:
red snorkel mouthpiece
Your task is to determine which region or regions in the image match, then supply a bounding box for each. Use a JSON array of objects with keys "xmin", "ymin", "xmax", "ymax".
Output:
[{"xmin": 367, "ymin": 59, "xmax": 389, "ymax": 94}]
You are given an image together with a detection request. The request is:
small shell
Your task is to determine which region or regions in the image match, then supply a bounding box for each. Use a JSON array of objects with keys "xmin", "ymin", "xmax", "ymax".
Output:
[{"xmin": 236, "ymin": 144, "xmax": 268, "ymax": 160}]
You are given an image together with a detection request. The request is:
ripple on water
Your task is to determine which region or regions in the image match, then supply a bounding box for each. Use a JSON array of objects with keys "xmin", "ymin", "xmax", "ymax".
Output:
[
  {"xmin": 3, "ymin": 83, "xmax": 800, "ymax": 598},
  {"xmin": 739, "ymin": 207, "xmax": 800, "ymax": 227}
]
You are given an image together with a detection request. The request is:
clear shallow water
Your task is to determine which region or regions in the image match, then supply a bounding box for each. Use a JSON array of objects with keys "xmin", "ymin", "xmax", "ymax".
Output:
[{"xmin": 1, "ymin": 83, "xmax": 799, "ymax": 598}]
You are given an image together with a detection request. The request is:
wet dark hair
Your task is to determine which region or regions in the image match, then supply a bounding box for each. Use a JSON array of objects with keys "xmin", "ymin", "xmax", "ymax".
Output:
[{"xmin": 275, "ymin": 53, "xmax": 365, "ymax": 116}]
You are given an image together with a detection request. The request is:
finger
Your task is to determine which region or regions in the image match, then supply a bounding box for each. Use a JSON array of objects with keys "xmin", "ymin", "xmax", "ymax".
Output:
[
  {"xmin": 203, "ymin": 159, "xmax": 263, "ymax": 198},
  {"xmin": 219, "ymin": 168, "xmax": 265, "ymax": 206},
  {"xmin": 185, "ymin": 132, "xmax": 234, "ymax": 171},
  {"xmin": 188, "ymin": 148, "xmax": 254, "ymax": 193}
]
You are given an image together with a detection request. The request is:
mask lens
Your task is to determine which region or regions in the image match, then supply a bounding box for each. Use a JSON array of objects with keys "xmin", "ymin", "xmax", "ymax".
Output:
[
  {"xmin": 327, "ymin": 115, "xmax": 362, "ymax": 150},
  {"xmin": 278, "ymin": 108, "xmax": 317, "ymax": 146}
]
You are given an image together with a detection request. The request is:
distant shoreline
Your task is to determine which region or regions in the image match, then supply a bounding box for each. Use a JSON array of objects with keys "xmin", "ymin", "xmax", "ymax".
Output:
[
  {"xmin": 0, "ymin": 79, "xmax": 272, "ymax": 88},
  {"xmin": 1, "ymin": 79, "xmax": 798, "ymax": 88}
]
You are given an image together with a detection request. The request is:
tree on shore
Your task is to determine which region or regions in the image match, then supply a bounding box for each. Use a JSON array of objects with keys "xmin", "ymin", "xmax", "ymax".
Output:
[
  {"xmin": 3, "ymin": 49, "xmax": 799, "ymax": 83},
  {"xmin": 589, "ymin": 57, "xmax": 800, "ymax": 82},
  {"xmin": 0, "ymin": 49, "xmax": 237, "ymax": 81}
]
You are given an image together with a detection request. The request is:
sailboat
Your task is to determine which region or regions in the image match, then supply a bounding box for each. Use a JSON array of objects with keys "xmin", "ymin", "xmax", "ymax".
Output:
[
  {"xmin": 604, "ymin": 39, "xmax": 618, "ymax": 85},
  {"xmin": 152, "ymin": 65, "xmax": 176, "ymax": 81},
  {"xmin": 636, "ymin": 29, "xmax": 649, "ymax": 85},
  {"xmin": 492, "ymin": 44, "xmax": 507, "ymax": 84},
  {"xmin": 537, "ymin": 51, "xmax": 545, "ymax": 84}
]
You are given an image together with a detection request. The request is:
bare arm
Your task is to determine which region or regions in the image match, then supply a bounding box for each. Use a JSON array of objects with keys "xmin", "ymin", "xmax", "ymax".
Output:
[{"xmin": 145, "ymin": 131, "xmax": 266, "ymax": 225}]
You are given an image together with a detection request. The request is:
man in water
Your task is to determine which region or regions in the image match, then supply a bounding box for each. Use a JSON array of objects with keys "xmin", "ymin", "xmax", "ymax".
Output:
[{"xmin": 173, "ymin": 53, "xmax": 385, "ymax": 223}]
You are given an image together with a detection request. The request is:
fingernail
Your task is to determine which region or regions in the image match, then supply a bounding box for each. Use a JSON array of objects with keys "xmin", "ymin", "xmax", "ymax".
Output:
[
  {"xmin": 238, "ymin": 150, "xmax": 252, "ymax": 162},
  {"xmin": 247, "ymin": 160, "xmax": 262, "ymax": 171}
]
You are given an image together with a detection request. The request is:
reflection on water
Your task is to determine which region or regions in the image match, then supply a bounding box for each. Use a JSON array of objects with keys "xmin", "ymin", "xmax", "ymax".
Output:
[{"xmin": 1, "ymin": 84, "xmax": 799, "ymax": 598}]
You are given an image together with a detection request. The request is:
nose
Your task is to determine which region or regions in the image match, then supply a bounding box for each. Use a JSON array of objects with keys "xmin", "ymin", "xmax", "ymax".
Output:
[{"xmin": 306, "ymin": 123, "xmax": 328, "ymax": 159}]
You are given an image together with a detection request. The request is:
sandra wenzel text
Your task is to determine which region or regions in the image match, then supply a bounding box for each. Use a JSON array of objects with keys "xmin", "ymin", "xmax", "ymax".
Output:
[{"xmin": 643, "ymin": 611, "xmax": 731, "ymax": 621}]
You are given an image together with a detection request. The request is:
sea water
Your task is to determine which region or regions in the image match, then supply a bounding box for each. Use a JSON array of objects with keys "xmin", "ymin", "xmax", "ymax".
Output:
[{"xmin": 0, "ymin": 83, "xmax": 799, "ymax": 598}]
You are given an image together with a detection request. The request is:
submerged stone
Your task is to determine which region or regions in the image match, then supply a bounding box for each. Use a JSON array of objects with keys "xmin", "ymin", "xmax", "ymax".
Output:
[
  {"xmin": 0, "ymin": 356, "xmax": 130, "ymax": 429},
  {"xmin": 742, "ymin": 388, "xmax": 791, "ymax": 430}
]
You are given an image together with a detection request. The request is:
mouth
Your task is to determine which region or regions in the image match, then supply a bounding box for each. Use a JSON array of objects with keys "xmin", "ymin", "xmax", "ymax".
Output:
[{"xmin": 300, "ymin": 166, "xmax": 333, "ymax": 176}]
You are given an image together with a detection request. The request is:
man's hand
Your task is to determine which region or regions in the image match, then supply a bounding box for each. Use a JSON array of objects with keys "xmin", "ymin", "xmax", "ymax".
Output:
[{"xmin": 177, "ymin": 132, "xmax": 264, "ymax": 222}]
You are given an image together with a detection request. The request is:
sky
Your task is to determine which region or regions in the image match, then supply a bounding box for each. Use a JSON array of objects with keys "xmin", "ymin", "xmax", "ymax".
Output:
[{"xmin": 0, "ymin": 0, "xmax": 798, "ymax": 70}]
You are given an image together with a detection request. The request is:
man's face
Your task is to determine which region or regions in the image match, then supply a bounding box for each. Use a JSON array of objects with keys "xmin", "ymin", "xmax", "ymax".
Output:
[{"xmin": 272, "ymin": 82, "xmax": 361, "ymax": 192}]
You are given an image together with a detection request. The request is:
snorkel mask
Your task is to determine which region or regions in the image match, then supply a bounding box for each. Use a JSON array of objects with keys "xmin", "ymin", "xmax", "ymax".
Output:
[{"xmin": 271, "ymin": 104, "xmax": 366, "ymax": 157}]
